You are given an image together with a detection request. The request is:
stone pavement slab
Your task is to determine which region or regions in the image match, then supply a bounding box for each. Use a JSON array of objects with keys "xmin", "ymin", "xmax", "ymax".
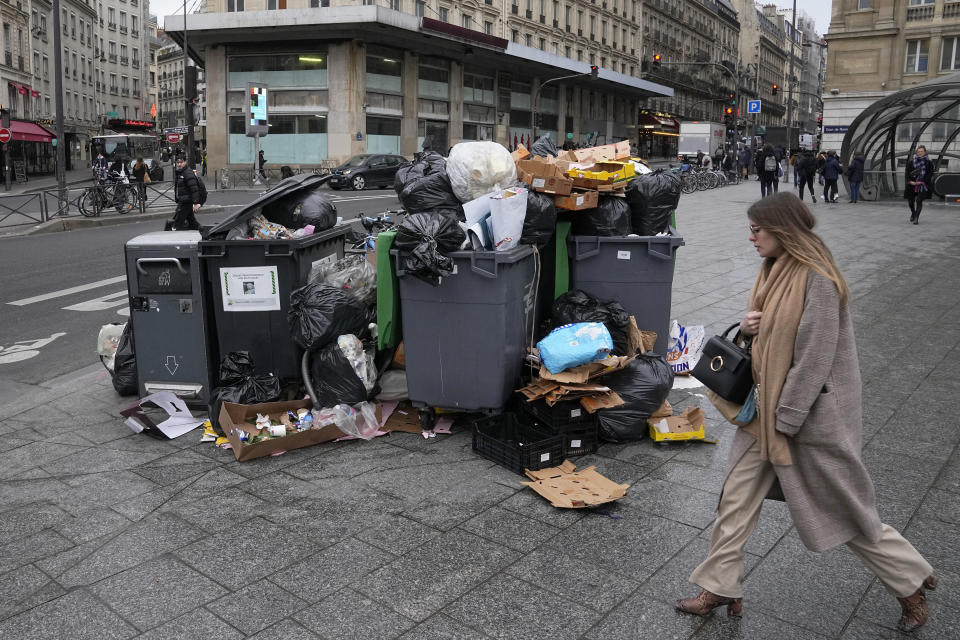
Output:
[{"xmin": 1, "ymin": 183, "xmax": 959, "ymax": 638}]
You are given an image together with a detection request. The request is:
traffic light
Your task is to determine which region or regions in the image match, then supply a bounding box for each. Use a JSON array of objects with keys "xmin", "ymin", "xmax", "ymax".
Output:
[
  {"xmin": 652, "ymin": 54, "xmax": 661, "ymax": 71},
  {"xmin": 184, "ymin": 65, "xmax": 199, "ymax": 102},
  {"xmin": 772, "ymin": 83, "xmax": 778, "ymax": 96},
  {"xmin": 724, "ymin": 107, "xmax": 734, "ymax": 116},
  {"xmin": 728, "ymin": 92, "xmax": 736, "ymax": 106},
  {"xmin": 590, "ymin": 64, "xmax": 599, "ymax": 79}
]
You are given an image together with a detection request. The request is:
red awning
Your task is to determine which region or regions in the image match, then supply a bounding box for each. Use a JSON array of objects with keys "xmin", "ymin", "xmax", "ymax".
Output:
[
  {"xmin": 639, "ymin": 113, "xmax": 680, "ymax": 131},
  {"xmin": 10, "ymin": 121, "xmax": 56, "ymax": 143}
]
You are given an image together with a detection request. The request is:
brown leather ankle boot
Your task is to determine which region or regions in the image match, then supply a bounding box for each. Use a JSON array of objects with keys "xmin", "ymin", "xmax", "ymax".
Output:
[
  {"xmin": 676, "ymin": 589, "xmax": 743, "ymax": 617},
  {"xmin": 897, "ymin": 588, "xmax": 929, "ymax": 632}
]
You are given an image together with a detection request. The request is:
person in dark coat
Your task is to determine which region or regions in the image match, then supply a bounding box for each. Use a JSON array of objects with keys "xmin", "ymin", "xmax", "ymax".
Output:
[
  {"xmin": 904, "ymin": 145, "xmax": 935, "ymax": 224},
  {"xmin": 676, "ymin": 193, "xmax": 937, "ymax": 634},
  {"xmin": 816, "ymin": 152, "xmax": 826, "ymax": 185},
  {"xmin": 172, "ymin": 154, "xmax": 201, "ymax": 231},
  {"xmin": 696, "ymin": 150, "xmax": 705, "ymax": 167},
  {"xmin": 796, "ymin": 150, "xmax": 817, "ymax": 203},
  {"xmin": 758, "ymin": 144, "xmax": 780, "ymax": 198},
  {"xmin": 257, "ymin": 150, "xmax": 267, "ymax": 178},
  {"xmin": 822, "ymin": 151, "xmax": 841, "ymax": 203},
  {"xmin": 739, "ymin": 147, "xmax": 752, "ymax": 179},
  {"xmin": 847, "ymin": 152, "xmax": 865, "ymax": 203}
]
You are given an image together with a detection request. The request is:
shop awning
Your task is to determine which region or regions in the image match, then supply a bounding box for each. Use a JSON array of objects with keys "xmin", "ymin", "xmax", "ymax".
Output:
[
  {"xmin": 639, "ymin": 113, "xmax": 680, "ymax": 130},
  {"xmin": 11, "ymin": 121, "xmax": 56, "ymax": 143}
]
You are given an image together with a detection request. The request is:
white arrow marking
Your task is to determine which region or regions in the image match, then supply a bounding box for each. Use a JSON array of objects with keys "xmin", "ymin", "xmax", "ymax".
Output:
[
  {"xmin": 165, "ymin": 356, "xmax": 179, "ymax": 375},
  {"xmin": 8, "ymin": 276, "xmax": 126, "ymax": 306},
  {"xmin": 62, "ymin": 290, "xmax": 128, "ymax": 312}
]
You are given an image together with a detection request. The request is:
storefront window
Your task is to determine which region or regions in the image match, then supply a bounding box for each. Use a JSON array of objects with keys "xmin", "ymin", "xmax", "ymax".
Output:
[
  {"xmin": 463, "ymin": 71, "xmax": 494, "ymax": 105},
  {"xmin": 366, "ymin": 54, "xmax": 402, "ymax": 93},
  {"xmin": 366, "ymin": 115, "xmax": 401, "ymax": 154},
  {"xmin": 228, "ymin": 54, "xmax": 327, "ymax": 90},
  {"xmin": 417, "ymin": 119, "xmax": 448, "ymax": 151},
  {"xmin": 228, "ymin": 114, "xmax": 328, "ymax": 163},
  {"xmin": 418, "ymin": 57, "xmax": 449, "ymax": 99},
  {"xmin": 463, "ymin": 123, "xmax": 493, "ymax": 141}
]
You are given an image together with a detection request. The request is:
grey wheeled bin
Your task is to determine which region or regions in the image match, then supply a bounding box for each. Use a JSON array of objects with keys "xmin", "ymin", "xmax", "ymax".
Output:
[
  {"xmin": 568, "ymin": 230, "xmax": 684, "ymax": 355},
  {"xmin": 124, "ymin": 231, "xmax": 214, "ymax": 405},
  {"xmin": 198, "ymin": 174, "xmax": 347, "ymax": 382},
  {"xmin": 392, "ymin": 246, "xmax": 537, "ymax": 428}
]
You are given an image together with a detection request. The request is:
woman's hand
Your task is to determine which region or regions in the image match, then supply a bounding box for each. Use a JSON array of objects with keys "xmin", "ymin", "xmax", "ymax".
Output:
[{"xmin": 740, "ymin": 311, "xmax": 762, "ymax": 336}]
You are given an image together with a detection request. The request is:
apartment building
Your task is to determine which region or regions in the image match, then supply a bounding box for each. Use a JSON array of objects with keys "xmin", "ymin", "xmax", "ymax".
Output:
[
  {"xmin": 163, "ymin": 0, "xmax": 672, "ymax": 172},
  {"xmin": 98, "ymin": 0, "xmax": 149, "ymax": 120},
  {"xmin": 729, "ymin": 0, "xmax": 786, "ymax": 133}
]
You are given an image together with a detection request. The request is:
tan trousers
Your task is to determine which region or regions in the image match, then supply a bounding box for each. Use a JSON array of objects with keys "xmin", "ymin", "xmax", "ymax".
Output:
[{"xmin": 690, "ymin": 440, "xmax": 932, "ymax": 599}]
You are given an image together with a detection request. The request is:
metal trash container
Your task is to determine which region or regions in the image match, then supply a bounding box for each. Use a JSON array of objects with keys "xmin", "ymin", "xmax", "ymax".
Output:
[{"xmin": 124, "ymin": 231, "xmax": 214, "ymax": 404}]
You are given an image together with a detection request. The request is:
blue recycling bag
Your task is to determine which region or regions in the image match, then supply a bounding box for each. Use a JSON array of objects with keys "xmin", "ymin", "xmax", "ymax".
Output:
[{"xmin": 537, "ymin": 322, "xmax": 614, "ymax": 374}]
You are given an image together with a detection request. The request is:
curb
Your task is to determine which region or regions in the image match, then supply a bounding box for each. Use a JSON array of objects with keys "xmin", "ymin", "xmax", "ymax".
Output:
[{"xmin": 0, "ymin": 205, "xmax": 226, "ymax": 238}]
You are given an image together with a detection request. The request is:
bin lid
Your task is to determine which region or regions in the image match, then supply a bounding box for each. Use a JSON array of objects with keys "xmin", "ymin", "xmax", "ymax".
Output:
[
  {"xmin": 203, "ymin": 174, "xmax": 328, "ymax": 240},
  {"xmin": 126, "ymin": 231, "xmax": 202, "ymax": 247}
]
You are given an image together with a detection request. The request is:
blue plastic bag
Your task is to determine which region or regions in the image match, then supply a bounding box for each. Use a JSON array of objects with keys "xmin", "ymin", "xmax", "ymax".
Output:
[{"xmin": 537, "ymin": 322, "xmax": 614, "ymax": 374}]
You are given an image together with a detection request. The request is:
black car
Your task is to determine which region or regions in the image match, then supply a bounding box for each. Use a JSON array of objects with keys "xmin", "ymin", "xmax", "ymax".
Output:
[{"xmin": 328, "ymin": 154, "xmax": 407, "ymax": 190}]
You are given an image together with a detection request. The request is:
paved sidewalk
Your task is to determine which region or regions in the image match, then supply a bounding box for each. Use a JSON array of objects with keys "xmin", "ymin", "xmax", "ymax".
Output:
[{"xmin": 1, "ymin": 184, "xmax": 958, "ymax": 639}]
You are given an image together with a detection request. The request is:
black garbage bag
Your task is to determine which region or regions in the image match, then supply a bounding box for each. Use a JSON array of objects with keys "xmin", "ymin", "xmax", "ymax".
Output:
[
  {"xmin": 393, "ymin": 150, "xmax": 446, "ymax": 193},
  {"xmin": 552, "ymin": 289, "xmax": 632, "ymax": 356},
  {"xmin": 111, "ymin": 322, "xmax": 138, "ymax": 396},
  {"xmin": 309, "ymin": 342, "xmax": 369, "ymax": 407},
  {"xmin": 262, "ymin": 189, "xmax": 337, "ymax": 232},
  {"xmin": 529, "ymin": 135, "xmax": 559, "ymax": 158},
  {"xmin": 597, "ymin": 354, "xmax": 675, "ymax": 443},
  {"xmin": 398, "ymin": 171, "xmax": 464, "ymax": 218},
  {"xmin": 625, "ymin": 170, "xmax": 682, "ymax": 236},
  {"xmin": 209, "ymin": 352, "xmax": 282, "ymax": 426},
  {"xmin": 287, "ymin": 283, "xmax": 373, "ymax": 352},
  {"xmin": 520, "ymin": 190, "xmax": 557, "ymax": 246},
  {"xmin": 571, "ymin": 195, "xmax": 631, "ymax": 236},
  {"xmin": 394, "ymin": 213, "xmax": 467, "ymax": 287}
]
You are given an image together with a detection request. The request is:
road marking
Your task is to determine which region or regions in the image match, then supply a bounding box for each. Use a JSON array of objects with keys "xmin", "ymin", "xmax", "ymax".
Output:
[
  {"xmin": 0, "ymin": 332, "xmax": 67, "ymax": 364},
  {"xmin": 329, "ymin": 194, "xmax": 400, "ymax": 203},
  {"xmin": 62, "ymin": 289, "xmax": 128, "ymax": 312},
  {"xmin": 8, "ymin": 275, "xmax": 126, "ymax": 306}
]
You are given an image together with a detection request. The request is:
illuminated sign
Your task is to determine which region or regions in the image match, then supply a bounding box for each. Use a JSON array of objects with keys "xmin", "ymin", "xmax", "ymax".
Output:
[
  {"xmin": 245, "ymin": 84, "xmax": 269, "ymax": 137},
  {"xmin": 107, "ymin": 119, "xmax": 156, "ymax": 130}
]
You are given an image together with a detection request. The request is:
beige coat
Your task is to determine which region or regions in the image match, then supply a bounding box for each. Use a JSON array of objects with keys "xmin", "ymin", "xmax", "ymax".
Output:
[{"xmin": 725, "ymin": 269, "xmax": 883, "ymax": 552}]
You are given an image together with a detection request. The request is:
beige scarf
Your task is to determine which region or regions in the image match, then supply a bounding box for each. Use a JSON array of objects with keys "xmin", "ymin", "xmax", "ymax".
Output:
[{"xmin": 740, "ymin": 255, "xmax": 808, "ymax": 467}]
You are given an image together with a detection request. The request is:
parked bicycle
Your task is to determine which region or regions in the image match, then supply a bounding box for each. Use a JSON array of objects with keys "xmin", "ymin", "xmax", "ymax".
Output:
[
  {"xmin": 347, "ymin": 209, "xmax": 404, "ymax": 251},
  {"xmin": 78, "ymin": 170, "xmax": 139, "ymax": 217}
]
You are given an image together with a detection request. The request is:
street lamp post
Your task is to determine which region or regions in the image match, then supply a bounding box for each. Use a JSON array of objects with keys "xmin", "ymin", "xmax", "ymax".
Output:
[
  {"xmin": 783, "ymin": 0, "xmax": 797, "ymax": 183},
  {"xmin": 52, "ymin": 0, "xmax": 67, "ymax": 208},
  {"xmin": 182, "ymin": 0, "xmax": 195, "ymax": 169}
]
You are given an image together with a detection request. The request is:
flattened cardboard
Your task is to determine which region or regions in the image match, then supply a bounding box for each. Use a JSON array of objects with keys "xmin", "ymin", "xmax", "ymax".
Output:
[
  {"xmin": 510, "ymin": 143, "xmax": 530, "ymax": 162},
  {"xmin": 649, "ymin": 407, "xmax": 706, "ymax": 434},
  {"xmin": 538, "ymin": 354, "xmax": 635, "ymax": 383},
  {"xmin": 553, "ymin": 190, "xmax": 599, "ymax": 211},
  {"xmin": 517, "ymin": 380, "xmax": 623, "ymax": 409},
  {"xmin": 579, "ymin": 391, "xmax": 624, "ymax": 413},
  {"xmin": 219, "ymin": 399, "xmax": 346, "ymax": 462},
  {"xmin": 382, "ymin": 400, "xmax": 422, "ymax": 434},
  {"xmin": 516, "ymin": 157, "xmax": 574, "ymax": 195},
  {"xmin": 625, "ymin": 317, "xmax": 657, "ymax": 356},
  {"xmin": 651, "ymin": 399, "xmax": 673, "ymax": 419},
  {"xmin": 522, "ymin": 460, "xmax": 629, "ymax": 508}
]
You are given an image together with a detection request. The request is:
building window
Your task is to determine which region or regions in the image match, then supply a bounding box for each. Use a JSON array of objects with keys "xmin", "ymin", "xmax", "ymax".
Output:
[
  {"xmin": 438, "ymin": 7, "xmax": 448, "ymax": 22},
  {"xmin": 942, "ymin": 37, "xmax": 960, "ymax": 71},
  {"xmin": 539, "ymin": 38, "xmax": 545, "ymax": 50},
  {"xmin": 907, "ymin": 0, "xmax": 933, "ymax": 5},
  {"xmin": 415, "ymin": 1, "xmax": 424, "ymax": 16},
  {"xmin": 484, "ymin": 21, "xmax": 492, "ymax": 34},
  {"xmin": 366, "ymin": 116, "xmax": 402, "ymax": 154},
  {"xmin": 366, "ymin": 53, "xmax": 402, "ymax": 93},
  {"xmin": 418, "ymin": 57, "xmax": 449, "ymax": 99},
  {"xmin": 390, "ymin": 0, "xmax": 400, "ymax": 9},
  {"xmin": 230, "ymin": 114, "xmax": 329, "ymax": 163},
  {"xmin": 857, "ymin": 0, "xmax": 870, "ymax": 9},
  {"xmin": 227, "ymin": 0, "xmax": 245, "ymax": 11},
  {"xmin": 228, "ymin": 53, "xmax": 328, "ymax": 89},
  {"xmin": 512, "ymin": 29, "xmax": 519, "ymax": 43},
  {"xmin": 462, "ymin": 14, "xmax": 471, "ymax": 28},
  {"xmin": 905, "ymin": 39, "xmax": 929, "ymax": 73},
  {"xmin": 525, "ymin": 33, "xmax": 532, "ymax": 46}
]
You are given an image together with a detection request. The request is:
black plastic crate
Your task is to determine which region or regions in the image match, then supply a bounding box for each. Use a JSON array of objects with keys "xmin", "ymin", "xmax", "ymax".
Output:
[
  {"xmin": 521, "ymin": 399, "xmax": 599, "ymax": 457},
  {"xmin": 472, "ymin": 412, "xmax": 564, "ymax": 475}
]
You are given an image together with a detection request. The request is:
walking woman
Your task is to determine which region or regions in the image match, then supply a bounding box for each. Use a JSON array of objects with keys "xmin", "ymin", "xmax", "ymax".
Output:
[
  {"xmin": 676, "ymin": 192, "xmax": 936, "ymax": 633},
  {"xmin": 847, "ymin": 151, "xmax": 865, "ymax": 203},
  {"xmin": 131, "ymin": 157, "xmax": 150, "ymax": 202},
  {"xmin": 758, "ymin": 144, "xmax": 780, "ymax": 198},
  {"xmin": 822, "ymin": 151, "xmax": 840, "ymax": 203},
  {"xmin": 905, "ymin": 145, "xmax": 934, "ymax": 224}
]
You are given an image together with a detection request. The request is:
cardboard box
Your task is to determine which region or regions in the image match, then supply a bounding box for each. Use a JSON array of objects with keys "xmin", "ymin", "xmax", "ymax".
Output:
[
  {"xmin": 511, "ymin": 143, "xmax": 530, "ymax": 162},
  {"xmin": 648, "ymin": 407, "xmax": 707, "ymax": 443},
  {"xmin": 522, "ymin": 460, "xmax": 630, "ymax": 508},
  {"xmin": 516, "ymin": 157, "xmax": 574, "ymax": 195},
  {"xmin": 538, "ymin": 354, "xmax": 635, "ymax": 384},
  {"xmin": 219, "ymin": 399, "xmax": 346, "ymax": 462},
  {"xmin": 553, "ymin": 189, "xmax": 599, "ymax": 211},
  {"xmin": 559, "ymin": 140, "xmax": 631, "ymax": 164},
  {"xmin": 565, "ymin": 161, "xmax": 636, "ymax": 184},
  {"xmin": 517, "ymin": 379, "xmax": 624, "ymax": 412}
]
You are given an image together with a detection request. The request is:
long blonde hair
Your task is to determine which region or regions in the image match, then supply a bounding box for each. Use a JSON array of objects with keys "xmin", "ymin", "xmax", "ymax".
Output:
[{"xmin": 748, "ymin": 192, "xmax": 850, "ymax": 303}]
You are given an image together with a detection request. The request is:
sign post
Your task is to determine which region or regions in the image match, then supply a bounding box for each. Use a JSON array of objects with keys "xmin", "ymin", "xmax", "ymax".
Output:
[{"xmin": 245, "ymin": 83, "xmax": 269, "ymax": 185}]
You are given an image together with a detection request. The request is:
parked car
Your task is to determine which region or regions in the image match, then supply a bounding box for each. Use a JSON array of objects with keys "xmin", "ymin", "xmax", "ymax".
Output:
[{"xmin": 328, "ymin": 154, "xmax": 407, "ymax": 190}]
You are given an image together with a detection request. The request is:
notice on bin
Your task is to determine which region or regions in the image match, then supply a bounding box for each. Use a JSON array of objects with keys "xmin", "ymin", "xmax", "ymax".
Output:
[{"xmin": 219, "ymin": 266, "xmax": 281, "ymax": 312}]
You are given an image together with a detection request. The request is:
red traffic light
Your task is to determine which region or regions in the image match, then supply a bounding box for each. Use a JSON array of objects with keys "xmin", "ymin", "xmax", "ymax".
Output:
[
  {"xmin": 724, "ymin": 107, "xmax": 734, "ymax": 115},
  {"xmin": 652, "ymin": 54, "xmax": 662, "ymax": 70},
  {"xmin": 590, "ymin": 64, "xmax": 599, "ymax": 78},
  {"xmin": 772, "ymin": 83, "xmax": 779, "ymax": 95}
]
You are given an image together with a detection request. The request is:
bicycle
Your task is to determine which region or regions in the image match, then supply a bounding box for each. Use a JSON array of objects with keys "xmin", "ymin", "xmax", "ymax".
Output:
[
  {"xmin": 78, "ymin": 171, "xmax": 139, "ymax": 217},
  {"xmin": 347, "ymin": 209, "xmax": 404, "ymax": 251}
]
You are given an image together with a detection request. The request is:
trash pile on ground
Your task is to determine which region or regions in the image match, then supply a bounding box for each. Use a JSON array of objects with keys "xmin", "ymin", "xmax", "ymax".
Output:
[{"xmin": 109, "ymin": 138, "xmax": 704, "ymax": 507}]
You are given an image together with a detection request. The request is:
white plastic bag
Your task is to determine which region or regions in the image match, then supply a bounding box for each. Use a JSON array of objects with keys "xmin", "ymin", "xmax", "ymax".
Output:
[
  {"xmin": 337, "ymin": 335, "xmax": 377, "ymax": 393},
  {"xmin": 447, "ymin": 141, "xmax": 518, "ymax": 202},
  {"xmin": 332, "ymin": 402, "xmax": 380, "ymax": 439},
  {"xmin": 666, "ymin": 320, "xmax": 706, "ymax": 375},
  {"xmin": 97, "ymin": 322, "xmax": 126, "ymax": 372},
  {"xmin": 489, "ymin": 188, "xmax": 528, "ymax": 252}
]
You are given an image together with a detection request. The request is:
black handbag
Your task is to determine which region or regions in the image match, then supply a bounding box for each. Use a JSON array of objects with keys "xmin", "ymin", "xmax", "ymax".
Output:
[{"xmin": 692, "ymin": 322, "xmax": 754, "ymax": 404}]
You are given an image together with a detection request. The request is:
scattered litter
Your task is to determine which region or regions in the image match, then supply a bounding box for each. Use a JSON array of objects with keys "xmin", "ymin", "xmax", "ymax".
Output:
[
  {"xmin": 522, "ymin": 461, "xmax": 630, "ymax": 509},
  {"xmin": 121, "ymin": 392, "xmax": 206, "ymax": 439},
  {"xmin": 648, "ymin": 407, "xmax": 709, "ymax": 444},
  {"xmin": 666, "ymin": 320, "xmax": 705, "ymax": 375}
]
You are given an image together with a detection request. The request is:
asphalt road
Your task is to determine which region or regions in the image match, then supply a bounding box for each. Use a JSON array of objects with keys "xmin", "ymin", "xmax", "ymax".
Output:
[{"xmin": 0, "ymin": 186, "xmax": 401, "ymax": 385}]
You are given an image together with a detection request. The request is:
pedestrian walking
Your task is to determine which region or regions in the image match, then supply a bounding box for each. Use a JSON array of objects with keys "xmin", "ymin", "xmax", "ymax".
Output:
[
  {"xmin": 823, "ymin": 151, "xmax": 840, "ymax": 203},
  {"xmin": 676, "ymin": 192, "xmax": 937, "ymax": 633},
  {"xmin": 201, "ymin": 150, "xmax": 208, "ymax": 177},
  {"xmin": 171, "ymin": 154, "xmax": 202, "ymax": 231},
  {"xmin": 847, "ymin": 151, "xmax": 865, "ymax": 203},
  {"xmin": 796, "ymin": 150, "xmax": 817, "ymax": 203},
  {"xmin": 739, "ymin": 147, "xmax": 752, "ymax": 179},
  {"xmin": 816, "ymin": 152, "xmax": 826, "ymax": 185},
  {"xmin": 92, "ymin": 152, "xmax": 108, "ymax": 181},
  {"xmin": 905, "ymin": 145, "xmax": 934, "ymax": 224},
  {"xmin": 258, "ymin": 149, "xmax": 267, "ymax": 179},
  {"xmin": 131, "ymin": 156, "xmax": 150, "ymax": 202},
  {"xmin": 697, "ymin": 150, "xmax": 705, "ymax": 167},
  {"xmin": 758, "ymin": 144, "xmax": 779, "ymax": 198}
]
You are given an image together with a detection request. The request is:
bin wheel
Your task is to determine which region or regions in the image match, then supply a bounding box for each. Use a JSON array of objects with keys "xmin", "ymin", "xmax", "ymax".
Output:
[{"xmin": 419, "ymin": 408, "xmax": 437, "ymax": 431}]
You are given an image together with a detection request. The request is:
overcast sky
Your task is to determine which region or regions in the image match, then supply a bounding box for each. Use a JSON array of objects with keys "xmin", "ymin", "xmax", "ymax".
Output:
[{"xmin": 151, "ymin": 0, "xmax": 835, "ymax": 37}]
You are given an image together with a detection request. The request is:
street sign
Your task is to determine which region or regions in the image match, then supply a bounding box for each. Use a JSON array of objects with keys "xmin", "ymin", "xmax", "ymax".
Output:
[
  {"xmin": 747, "ymin": 100, "xmax": 761, "ymax": 114},
  {"xmin": 824, "ymin": 125, "xmax": 849, "ymax": 134},
  {"xmin": 107, "ymin": 111, "xmax": 119, "ymax": 118},
  {"xmin": 163, "ymin": 126, "xmax": 189, "ymax": 135},
  {"xmin": 166, "ymin": 133, "xmax": 182, "ymax": 144},
  {"xmin": 0, "ymin": 128, "xmax": 10, "ymax": 143}
]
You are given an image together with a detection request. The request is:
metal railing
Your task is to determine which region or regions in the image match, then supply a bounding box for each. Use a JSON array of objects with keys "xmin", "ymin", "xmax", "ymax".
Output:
[
  {"xmin": 215, "ymin": 162, "xmax": 338, "ymax": 190},
  {"xmin": 0, "ymin": 193, "xmax": 47, "ymax": 226}
]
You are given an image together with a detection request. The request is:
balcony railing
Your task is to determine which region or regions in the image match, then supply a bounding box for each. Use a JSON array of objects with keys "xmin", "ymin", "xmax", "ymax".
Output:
[
  {"xmin": 120, "ymin": 56, "xmax": 128, "ymax": 64},
  {"xmin": 120, "ymin": 87, "xmax": 129, "ymax": 96},
  {"xmin": 132, "ymin": 59, "xmax": 140, "ymax": 69},
  {"xmin": 906, "ymin": 5, "xmax": 934, "ymax": 21},
  {"xmin": 107, "ymin": 21, "xmax": 116, "ymax": 30},
  {"xmin": 131, "ymin": 29, "xmax": 139, "ymax": 37},
  {"xmin": 108, "ymin": 53, "xmax": 117, "ymax": 62},
  {"xmin": 119, "ymin": 26, "xmax": 127, "ymax": 34},
  {"xmin": 109, "ymin": 85, "xmax": 119, "ymax": 94},
  {"xmin": 18, "ymin": 55, "xmax": 23, "ymax": 70},
  {"xmin": 4, "ymin": 51, "xmax": 11, "ymax": 67},
  {"xmin": 946, "ymin": 2, "xmax": 960, "ymax": 18}
]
